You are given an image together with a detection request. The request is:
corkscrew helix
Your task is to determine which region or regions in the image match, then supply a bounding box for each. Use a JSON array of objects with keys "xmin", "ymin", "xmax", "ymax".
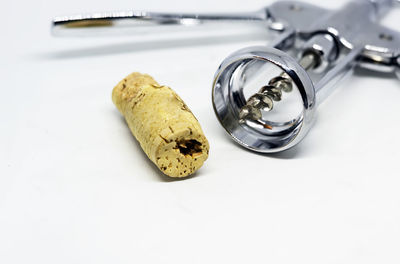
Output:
[{"xmin": 52, "ymin": 0, "xmax": 400, "ymax": 153}]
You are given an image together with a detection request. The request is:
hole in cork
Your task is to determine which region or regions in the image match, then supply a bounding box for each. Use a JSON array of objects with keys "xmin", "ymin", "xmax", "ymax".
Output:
[{"xmin": 176, "ymin": 139, "xmax": 202, "ymax": 156}]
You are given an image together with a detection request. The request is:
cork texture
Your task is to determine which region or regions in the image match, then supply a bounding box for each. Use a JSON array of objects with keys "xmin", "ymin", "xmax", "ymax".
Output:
[{"xmin": 112, "ymin": 72, "xmax": 209, "ymax": 178}]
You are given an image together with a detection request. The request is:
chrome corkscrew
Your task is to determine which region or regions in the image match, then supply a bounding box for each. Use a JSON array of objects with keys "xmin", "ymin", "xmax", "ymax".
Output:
[{"xmin": 52, "ymin": 0, "xmax": 400, "ymax": 153}]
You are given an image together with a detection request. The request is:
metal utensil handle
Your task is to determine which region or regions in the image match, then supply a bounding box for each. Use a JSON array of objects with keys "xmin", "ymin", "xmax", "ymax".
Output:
[{"xmin": 52, "ymin": 10, "xmax": 269, "ymax": 36}]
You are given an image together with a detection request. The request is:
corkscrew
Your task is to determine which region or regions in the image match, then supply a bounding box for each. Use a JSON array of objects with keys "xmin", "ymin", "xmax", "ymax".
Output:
[{"xmin": 52, "ymin": 0, "xmax": 400, "ymax": 153}]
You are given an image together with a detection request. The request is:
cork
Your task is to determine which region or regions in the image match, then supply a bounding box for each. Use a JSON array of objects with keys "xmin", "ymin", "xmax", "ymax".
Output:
[{"xmin": 112, "ymin": 72, "xmax": 209, "ymax": 178}]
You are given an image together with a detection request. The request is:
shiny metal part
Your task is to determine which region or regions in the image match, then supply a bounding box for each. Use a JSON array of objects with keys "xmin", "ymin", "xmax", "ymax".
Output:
[
  {"xmin": 52, "ymin": 0, "xmax": 400, "ymax": 153},
  {"xmin": 237, "ymin": 50, "xmax": 319, "ymax": 128},
  {"xmin": 52, "ymin": 10, "xmax": 270, "ymax": 36},
  {"xmin": 213, "ymin": 47, "xmax": 316, "ymax": 152}
]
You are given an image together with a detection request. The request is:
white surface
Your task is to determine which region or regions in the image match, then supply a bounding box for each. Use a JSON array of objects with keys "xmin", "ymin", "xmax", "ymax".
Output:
[{"xmin": 1, "ymin": 0, "xmax": 400, "ymax": 263}]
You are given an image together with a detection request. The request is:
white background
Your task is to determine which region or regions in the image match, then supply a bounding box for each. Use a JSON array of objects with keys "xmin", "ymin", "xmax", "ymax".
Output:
[{"xmin": 1, "ymin": 0, "xmax": 400, "ymax": 263}]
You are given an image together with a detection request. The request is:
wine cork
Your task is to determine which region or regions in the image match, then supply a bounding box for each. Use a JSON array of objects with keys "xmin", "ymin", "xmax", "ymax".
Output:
[{"xmin": 112, "ymin": 72, "xmax": 209, "ymax": 178}]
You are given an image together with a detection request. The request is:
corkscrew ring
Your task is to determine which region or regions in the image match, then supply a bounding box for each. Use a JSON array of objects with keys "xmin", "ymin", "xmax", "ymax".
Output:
[{"xmin": 52, "ymin": 0, "xmax": 400, "ymax": 153}]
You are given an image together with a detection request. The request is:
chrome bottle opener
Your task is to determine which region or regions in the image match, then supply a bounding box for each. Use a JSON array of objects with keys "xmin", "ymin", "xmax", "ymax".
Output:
[{"xmin": 53, "ymin": 0, "xmax": 400, "ymax": 153}]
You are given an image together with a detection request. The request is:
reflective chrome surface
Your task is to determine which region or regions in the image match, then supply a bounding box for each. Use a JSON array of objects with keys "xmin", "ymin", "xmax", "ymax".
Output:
[
  {"xmin": 52, "ymin": 0, "xmax": 400, "ymax": 153},
  {"xmin": 212, "ymin": 47, "xmax": 316, "ymax": 153},
  {"xmin": 52, "ymin": 10, "xmax": 269, "ymax": 36}
]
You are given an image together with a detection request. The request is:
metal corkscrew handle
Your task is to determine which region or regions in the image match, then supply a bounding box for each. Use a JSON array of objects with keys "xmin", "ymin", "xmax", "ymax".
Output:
[
  {"xmin": 211, "ymin": 0, "xmax": 400, "ymax": 152},
  {"xmin": 52, "ymin": 10, "xmax": 270, "ymax": 36},
  {"xmin": 51, "ymin": 0, "xmax": 400, "ymax": 77},
  {"xmin": 52, "ymin": 0, "xmax": 400, "ymax": 153}
]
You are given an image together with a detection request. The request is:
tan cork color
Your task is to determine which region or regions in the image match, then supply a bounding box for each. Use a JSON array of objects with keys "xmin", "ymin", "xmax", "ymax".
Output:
[{"xmin": 112, "ymin": 72, "xmax": 209, "ymax": 178}]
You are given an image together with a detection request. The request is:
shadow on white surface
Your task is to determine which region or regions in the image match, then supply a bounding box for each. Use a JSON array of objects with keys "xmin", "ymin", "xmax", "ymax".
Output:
[
  {"xmin": 215, "ymin": 125, "xmax": 315, "ymax": 159},
  {"xmin": 40, "ymin": 32, "xmax": 269, "ymax": 59},
  {"xmin": 354, "ymin": 67, "xmax": 398, "ymax": 80}
]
